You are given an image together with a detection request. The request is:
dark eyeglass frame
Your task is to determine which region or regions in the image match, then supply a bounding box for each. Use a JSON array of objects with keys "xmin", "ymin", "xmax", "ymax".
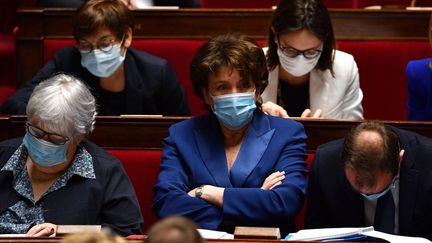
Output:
[
  {"xmin": 277, "ymin": 40, "xmax": 323, "ymax": 59},
  {"xmin": 26, "ymin": 123, "xmax": 69, "ymax": 145},
  {"xmin": 77, "ymin": 35, "xmax": 124, "ymax": 54}
]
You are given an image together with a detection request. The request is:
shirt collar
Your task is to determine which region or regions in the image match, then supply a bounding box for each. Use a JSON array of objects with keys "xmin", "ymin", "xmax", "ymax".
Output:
[{"xmin": 1, "ymin": 143, "xmax": 96, "ymax": 180}]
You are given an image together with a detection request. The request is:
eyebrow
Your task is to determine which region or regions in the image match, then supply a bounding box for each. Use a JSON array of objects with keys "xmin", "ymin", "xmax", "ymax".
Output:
[
  {"xmin": 79, "ymin": 35, "xmax": 114, "ymax": 43},
  {"xmin": 281, "ymin": 43, "xmax": 322, "ymax": 52}
]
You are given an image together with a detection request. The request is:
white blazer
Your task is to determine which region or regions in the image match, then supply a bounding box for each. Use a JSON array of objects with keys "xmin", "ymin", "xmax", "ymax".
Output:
[{"xmin": 261, "ymin": 49, "xmax": 364, "ymax": 119}]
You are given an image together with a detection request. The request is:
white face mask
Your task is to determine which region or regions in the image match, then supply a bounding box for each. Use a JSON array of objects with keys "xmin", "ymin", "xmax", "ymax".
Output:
[{"xmin": 277, "ymin": 48, "xmax": 321, "ymax": 77}]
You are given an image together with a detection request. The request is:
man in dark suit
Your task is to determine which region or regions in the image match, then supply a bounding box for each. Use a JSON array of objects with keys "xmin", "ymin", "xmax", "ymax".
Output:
[{"xmin": 305, "ymin": 122, "xmax": 432, "ymax": 240}]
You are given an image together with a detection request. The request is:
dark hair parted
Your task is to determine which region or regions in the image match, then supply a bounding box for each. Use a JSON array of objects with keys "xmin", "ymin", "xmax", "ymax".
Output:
[
  {"xmin": 145, "ymin": 216, "xmax": 204, "ymax": 243},
  {"xmin": 73, "ymin": 0, "xmax": 133, "ymax": 41},
  {"xmin": 342, "ymin": 122, "xmax": 400, "ymax": 181},
  {"xmin": 267, "ymin": 0, "xmax": 335, "ymax": 74},
  {"xmin": 190, "ymin": 33, "xmax": 269, "ymax": 110}
]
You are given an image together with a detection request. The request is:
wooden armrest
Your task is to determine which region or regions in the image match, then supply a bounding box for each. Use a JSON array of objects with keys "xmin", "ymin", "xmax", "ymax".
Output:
[
  {"xmin": 56, "ymin": 225, "xmax": 101, "ymax": 235},
  {"xmin": 234, "ymin": 226, "xmax": 280, "ymax": 240}
]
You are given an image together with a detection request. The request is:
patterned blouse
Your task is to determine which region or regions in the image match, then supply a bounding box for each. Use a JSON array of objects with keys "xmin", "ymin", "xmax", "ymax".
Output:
[{"xmin": 0, "ymin": 144, "xmax": 95, "ymax": 233}]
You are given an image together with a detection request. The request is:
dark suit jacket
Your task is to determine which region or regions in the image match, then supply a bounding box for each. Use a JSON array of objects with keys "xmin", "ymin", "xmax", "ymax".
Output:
[
  {"xmin": 152, "ymin": 111, "xmax": 308, "ymax": 235},
  {"xmin": 0, "ymin": 138, "xmax": 143, "ymax": 236},
  {"xmin": 305, "ymin": 126, "xmax": 432, "ymax": 240},
  {"xmin": 407, "ymin": 58, "xmax": 432, "ymax": 121},
  {"xmin": 0, "ymin": 47, "xmax": 190, "ymax": 116}
]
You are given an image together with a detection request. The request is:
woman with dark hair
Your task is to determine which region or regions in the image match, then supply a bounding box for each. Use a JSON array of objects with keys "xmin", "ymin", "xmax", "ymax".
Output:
[
  {"xmin": 406, "ymin": 13, "xmax": 432, "ymax": 121},
  {"xmin": 153, "ymin": 33, "xmax": 307, "ymax": 237},
  {"xmin": 1, "ymin": 0, "xmax": 190, "ymax": 116},
  {"xmin": 261, "ymin": 0, "xmax": 363, "ymax": 119}
]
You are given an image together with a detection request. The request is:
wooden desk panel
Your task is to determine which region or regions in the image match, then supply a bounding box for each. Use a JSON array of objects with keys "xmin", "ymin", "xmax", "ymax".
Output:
[
  {"xmin": 2, "ymin": 116, "xmax": 432, "ymax": 152},
  {"xmin": 16, "ymin": 8, "xmax": 431, "ymax": 85}
]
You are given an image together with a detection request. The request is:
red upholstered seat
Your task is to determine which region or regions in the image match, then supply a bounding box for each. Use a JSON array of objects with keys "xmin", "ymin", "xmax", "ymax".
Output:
[
  {"xmin": 338, "ymin": 40, "xmax": 431, "ymax": 120},
  {"xmin": 0, "ymin": 85, "xmax": 17, "ymax": 105},
  {"xmin": 295, "ymin": 152, "xmax": 315, "ymax": 230},
  {"xmin": 107, "ymin": 149, "xmax": 162, "ymax": 233},
  {"xmin": 323, "ymin": 0, "xmax": 432, "ymax": 8}
]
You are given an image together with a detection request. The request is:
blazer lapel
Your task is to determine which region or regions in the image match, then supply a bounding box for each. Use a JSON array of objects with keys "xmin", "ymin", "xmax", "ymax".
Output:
[
  {"xmin": 398, "ymin": 149, "xmax": 419, "ymax": 235},
  {"xmin": 124, "ymin": 54, "xmax": 145, "ymax": 114},
  {"xmin": 230, "ymin": 112, "xmax": 275, "ymax": 187},
  {"xmin": 194, "ymin": 115, "xmax": 232, "ymax": 188}
]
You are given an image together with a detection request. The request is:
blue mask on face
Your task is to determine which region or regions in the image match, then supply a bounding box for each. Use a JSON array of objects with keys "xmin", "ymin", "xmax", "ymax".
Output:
[
  {"xmin": 23, "ymin": 132, "xmax": 69, "ymax": 167},
  {"xmin": 211, "ymin": 91, "xmax": 256, "ymax": 130},
  {"xmin": 361, "ymin": 178, "xmax": 397, "ymax": 201},
  {"xmin": 80, "ymin": 43, "xmax": 126, "ymax": 78}
]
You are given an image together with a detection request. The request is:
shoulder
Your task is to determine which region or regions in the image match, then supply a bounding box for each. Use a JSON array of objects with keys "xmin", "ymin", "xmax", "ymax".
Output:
[
  {"xmin": 80, "ymin": 140, "xmax": 123, "ymax": 172},
  {"xmin": 0, "ymin": 138, "xmax": 23, "ymax": 167},
  {"xmin": 127, "ymin": 48, "xmax": 169, "ymax": 68},
  {"xmin": 333, "ymin": 50, "xmax": 356, "ymax": 70},
  {"xmin": 407, "ymin": 58, "xmax": 432, "ymax": 75},
  {"xmin": 266, "ymin": 114, "xmax": 304, "ymax": 132},
  {"xmin": 168, "ymin": 115, "xmax": 209, "ymax": 134},
  {"xmin": 53, "ymin": 46, "xmax": 81, "ymax": 59}
]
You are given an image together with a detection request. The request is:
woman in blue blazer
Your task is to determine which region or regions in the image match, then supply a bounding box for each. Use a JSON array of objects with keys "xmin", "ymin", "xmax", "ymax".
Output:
[
  {"xmin": 407, "ymin": 58, "xmax": 432, "ymax": 120},
  {"xmin": 152, "ymin": 33, "xmax": 308, "ymax": 236}
]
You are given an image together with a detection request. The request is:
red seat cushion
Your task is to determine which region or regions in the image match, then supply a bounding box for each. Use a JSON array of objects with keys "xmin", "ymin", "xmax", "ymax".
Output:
[{"xmin": 107, "ymin": 149, "xmax": 162, "ymax": 233}]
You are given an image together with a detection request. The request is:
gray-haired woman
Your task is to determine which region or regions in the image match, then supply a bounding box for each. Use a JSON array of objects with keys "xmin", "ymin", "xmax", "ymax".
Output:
[{"xmin": 0, "ymin": 74, "xmax": 143, "ymax": 236}]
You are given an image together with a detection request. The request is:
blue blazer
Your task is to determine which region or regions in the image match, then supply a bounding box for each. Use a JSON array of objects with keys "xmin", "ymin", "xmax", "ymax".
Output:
[
  {"xmin": 305, "ymin": 126, "xmax": 432, "ymax": 240},
  {"xmin": 152, "ymin": 110, "xmax": 307, "ymax": 235},
  {"xmin": 406, "ymin": 58, "xmax": 432, "ymax": 120}
]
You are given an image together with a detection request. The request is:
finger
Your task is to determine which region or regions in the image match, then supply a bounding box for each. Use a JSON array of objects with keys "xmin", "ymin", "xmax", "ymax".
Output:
[
  {"xmin": 264, "ymin": 174, "xmax": 285, "ymax": 189},
  {"xmin": 313, "ymin": 109, "xmax": 322, "ymax": 118},
  {"xmin": 265, "ymin": 171, "xmax": 285, "ymax": 181},
  {"xmin": 26, "ymin": 225, "xmax": 41, "ymax": 236},
  {"xmin": 269, "ymin": 181, "xmax": 282, "ymax": 190},
  {"xmin": 301, "ymin": 109, "xmax": 312, "ymax": 118},
  {"xmin": 34, "ymin": 227, "xmax": 54, "ymax": 237},
  {"xmin": 279, "ymin": 109, "xmax": 289, "ymax": 118}
]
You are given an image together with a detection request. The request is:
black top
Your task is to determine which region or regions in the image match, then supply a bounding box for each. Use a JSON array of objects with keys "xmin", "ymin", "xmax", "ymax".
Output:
[
  {"xmin": 0, "ymin": 138, "xmax": 144, "ymax": 236},
  {"xmin": 0, "ymin": 47, "xmax": 190, "ymax": 116},
  {"xmin": 305, "ymin": 126, "xmax": 432, "ymax": 240},
  {"xmin": 99, "ymin": 90, "xmax": 126, "ymax": 115},
  {"xmin": 278, "ymin": 79, "xmax": 309, "ymax": 117}
]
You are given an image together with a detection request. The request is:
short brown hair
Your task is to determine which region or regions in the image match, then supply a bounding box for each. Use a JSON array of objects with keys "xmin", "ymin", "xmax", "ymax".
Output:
[
  {"xmin": 73, "ymin": 0, "xmax": 133, "ymax": 41},
  {"xmin": 342, "ymin": 122, "xmax": 400, "ymax": 187},
  {"xmin": 267, "ymin": 0, "xmax": 335, "ymax": 75},
  {"xmin": 145, "ymin": 216, "xmax": 203, "ymax": 243},
  {"xmin": 190, "ymin": 33, "xmax": 268, "ymax": 110}
]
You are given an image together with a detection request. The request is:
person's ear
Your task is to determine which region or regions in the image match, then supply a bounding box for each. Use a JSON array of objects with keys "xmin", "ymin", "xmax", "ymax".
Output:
[
  {"xmin": 398, "ymin": 149, "xmax": 405, "ymax": 167},
  {"xmin": 124, "ymin": 27, "xmax": 133, "ymax": 48}
]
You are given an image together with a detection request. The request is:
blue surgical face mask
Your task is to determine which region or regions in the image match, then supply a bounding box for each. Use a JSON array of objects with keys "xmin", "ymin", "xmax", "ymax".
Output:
[
  {"xmin": 211, "ymin": 91, "xmax": 256, "ymax": 130},
  {"xmin": 23, "ymin": 132, "xmax": 69, "ymax": 167},
  {"xmin": 361, "ymin": 177, "xmax": 398, "ymax": 201},
  {"xmin": 80, "ymin": 43, "xmax": 126, "ymax": 78}
]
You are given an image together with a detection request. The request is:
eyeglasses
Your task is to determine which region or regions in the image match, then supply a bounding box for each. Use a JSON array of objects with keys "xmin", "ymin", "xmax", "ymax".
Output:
[
  {"xmin": 26, "ymin": 123, "xmax": 69, "ymax": 145},
  {"xmin": 77, "ymin": 36, "xmax": 123, "ymax": 54},
  {"xmin": 278, "ymin": 44, "xmax": 322, "ymax": 59}
]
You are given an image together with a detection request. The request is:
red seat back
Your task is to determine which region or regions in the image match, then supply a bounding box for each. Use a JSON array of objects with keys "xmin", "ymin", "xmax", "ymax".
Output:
[
  {"xmin": 338, "ymin": 40, "xmax": 431, "ymax": 120},
  {"xmin": 107, "ymin": 149, "xmax": 162, "ymax": 233}
]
